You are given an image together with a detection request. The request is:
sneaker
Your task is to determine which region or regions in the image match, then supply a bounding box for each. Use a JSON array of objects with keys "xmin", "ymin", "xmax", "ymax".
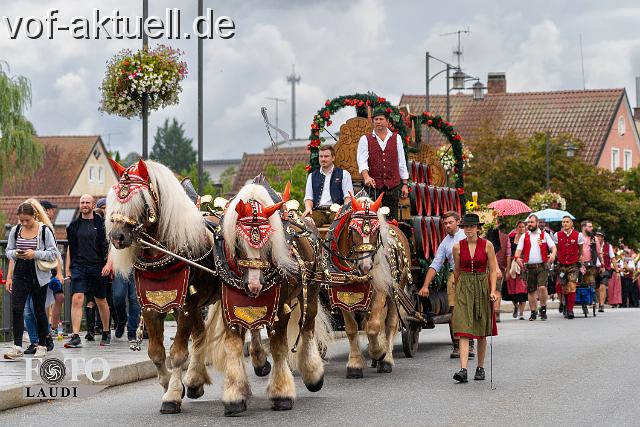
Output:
[
  {"xmin": 24, "ymin": 343, "xmax": 37, "ymax": 355},
  {"xmin": 100, "ymin": 333, "xmax": 111, "ymax": 347},
  {"xmin": 34, "ymin": 345, "xmax": 47, "ymax": 358},
  {"xmin": 85, "ymin": 332, "xmax": 95, "ymax": 341},
  {"xmin": 46, "ymin": 336, "xmax": 54, "ymax": 352},
  {"xmin": 598, "ymin": 306, "xmax": 605, "ymax": 313},
  {"xmin": 64, "ymin": 334, "xmax": 82, "ymax": 348},
  {"xmin": 529, "ymin": 311, "xmax": 537, "ymax": 321},
  {"xmin": 4, "ymin": 345, "xmax": 24, "ymax": 360},
  {"xmin": 453, "ymin": 368, "xmax": 468, "ymax": 383},
  {"xmin": 519, "ymin": 315, "xmax": 525, "ymax": 320},
  {"xmin": 128, "ymin": 337, "xmax": 137, "ymax": 344},
  {"xmin": 474, "ymin": 367, "xmax": 485, "ymax": 381},
  {"xmin": 512, "ymin": 306, "xmax": 518, "ymax": 318},
  {"xmin": 115, "ymin": 324, "xmax": 125, "ymax": 339},
  {"xmin": 567, "ymin": 311, "xmax": 575, "ymax": 319},
  {"xmin": 540, "ymin": 308, "xmax": 547, "ymax": 321}
]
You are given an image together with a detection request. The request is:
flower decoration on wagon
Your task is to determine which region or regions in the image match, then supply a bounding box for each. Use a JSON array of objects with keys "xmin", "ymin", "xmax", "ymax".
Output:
[{"xmin": 99, "ymin": 45, "xmax": 188, "ymax": 119}]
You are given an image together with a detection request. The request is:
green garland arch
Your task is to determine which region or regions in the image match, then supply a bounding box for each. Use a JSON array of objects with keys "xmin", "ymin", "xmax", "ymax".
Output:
[{"xmin": 307, "ymin": 92, "xmax": 467, "ymax": 208}]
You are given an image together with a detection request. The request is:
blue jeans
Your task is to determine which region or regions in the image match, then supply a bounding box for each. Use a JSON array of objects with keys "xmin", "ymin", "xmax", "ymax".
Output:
[
  {"xmin": 111, "ymin": 272, "xmax": 140, "ymax": 338},
  {"xmin": 24, "ymin": 296, "xmax": 50, "ymax": 344}
]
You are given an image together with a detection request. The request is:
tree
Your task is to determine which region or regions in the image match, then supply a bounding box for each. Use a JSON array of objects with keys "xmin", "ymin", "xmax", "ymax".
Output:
[
  {"xmin": 0, "ymin": 61, "xmax": 41, "ymax": 186},
  {"xmin": 122, "ymin": 151, "xmax": 141, "ymax": 167},
  {"xmin": 264, "ymin": 162, "xmax": 308, "ymax": 204},
  {"xmin": 218, "ymin": 166, "xmax": 236, "ymax": 195},
  {"xmin": 150, "ymin": 118, "xmax": 195, "ymax": 173}
]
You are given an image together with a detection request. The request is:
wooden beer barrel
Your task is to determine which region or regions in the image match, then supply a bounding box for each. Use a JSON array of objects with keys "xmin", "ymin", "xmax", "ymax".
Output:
[
  {"xmin": 411, "ymin": 216, "xmax": 429, "ymax": 259},
  {"xmin": 408, "ymin": 183, "xmax": 424, "ymax": 216},
  {"xmin": 428, "ymin": 186, "xmax": 439, "ymax": 217}
]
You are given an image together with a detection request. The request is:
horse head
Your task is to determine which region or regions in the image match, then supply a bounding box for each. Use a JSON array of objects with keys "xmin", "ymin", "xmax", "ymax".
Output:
[{"xmin": 347, "ymin": 192, "xmax": 386, "ymax": 275}]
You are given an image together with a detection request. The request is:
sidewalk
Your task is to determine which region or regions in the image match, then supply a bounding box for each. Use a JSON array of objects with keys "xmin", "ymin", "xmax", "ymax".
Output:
[{"xmin": 0, "ymin": 322, "xmax": 177, "ymax": 412}]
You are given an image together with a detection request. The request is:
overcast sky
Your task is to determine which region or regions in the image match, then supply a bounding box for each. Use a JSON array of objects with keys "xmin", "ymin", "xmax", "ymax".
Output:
[{"xmin": 2, "ymin": 0, "xmax": 639, "ymax": 160}]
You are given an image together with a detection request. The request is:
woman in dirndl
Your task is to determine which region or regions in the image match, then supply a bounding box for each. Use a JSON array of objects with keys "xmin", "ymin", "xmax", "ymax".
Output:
[
  {"xmin": 504, "ymin": 221, "xmax": 528, "ymax": 319},
  {"xmin": 451, "ymin": 213, "xmax": 499, "ymax": 383}
]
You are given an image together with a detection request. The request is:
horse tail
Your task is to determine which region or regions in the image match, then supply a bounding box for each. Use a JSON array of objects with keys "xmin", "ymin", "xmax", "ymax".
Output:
[
  {"xmin": 314, "ymin": 302, "xmax": 333, "ymax": 358},
  {"xmin": 204, "ymin": 301, "xmax": 227, "ymax": 372},
  {"xmin": 286, "ymin": 300, "xmax": 334, "ymax": 370}
]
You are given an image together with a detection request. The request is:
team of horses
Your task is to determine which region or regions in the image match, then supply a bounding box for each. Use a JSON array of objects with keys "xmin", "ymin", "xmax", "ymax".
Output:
[{"xmin": 106, "ymin": 158, "xmax": 413, "ymax": 416}]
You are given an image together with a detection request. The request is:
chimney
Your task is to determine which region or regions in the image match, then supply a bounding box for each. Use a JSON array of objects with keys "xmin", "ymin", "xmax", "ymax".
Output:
[
  {"xmin": 634, "ymin": 76, "xmax": 640, "ymax": 120},
  {"xmin": 487, "ymin": 72, "xmax": 507, "ymax": 95}
]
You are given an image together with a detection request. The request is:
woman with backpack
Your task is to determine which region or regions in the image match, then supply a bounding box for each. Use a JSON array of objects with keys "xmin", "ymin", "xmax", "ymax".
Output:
[{"xmin": 3, "ymin": 201, "xmax": 59, "ymax": 359}]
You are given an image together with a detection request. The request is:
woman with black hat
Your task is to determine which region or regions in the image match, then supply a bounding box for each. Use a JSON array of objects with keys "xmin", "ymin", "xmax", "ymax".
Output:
[{"xmin": 451, "ymin": 213, "xmax": 499, "ymax": 382}]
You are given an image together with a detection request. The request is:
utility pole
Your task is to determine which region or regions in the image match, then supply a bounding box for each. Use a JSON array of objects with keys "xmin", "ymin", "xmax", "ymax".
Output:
[
  {"xmin": 286, "ymin": 65, "xmax": 301, "ymax": 139},
  {"xmin": 265, "ymin": 97, "xmax": 286, "ymax": 143},
  {"xmin": 197, "ymin": 0, "xmax": 204, "ymax": 193},
  {"xmin": 142, "ymin": 0, "xmax": 149, "ymax": 159}
]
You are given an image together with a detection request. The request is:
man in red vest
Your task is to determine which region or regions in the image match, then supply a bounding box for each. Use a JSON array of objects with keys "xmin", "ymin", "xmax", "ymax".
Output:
[
  {"xmin": 357, "ymin": 106, "xmax": 409, "ymax": 220},
  {"xmin": 514, "ymin": 214, "xmax": 557, "ymax": 321},
  {"xmin": 595, "ymin": 229, "xmax": 616, "ymax": 312},
  {"xmin": 553, "ymin": 216, "xmax": 584, "ymax": 319},
  {"xmin": 581, "ymin": 220, "xmax": 603, "ymax": 291}
]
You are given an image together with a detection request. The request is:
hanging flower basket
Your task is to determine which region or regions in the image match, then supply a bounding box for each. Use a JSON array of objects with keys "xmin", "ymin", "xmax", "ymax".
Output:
[
  {"xmin": 99, "ymin": 45, "xmax": 188, "ymax": 119},
  {"xmin": 528, "ymin": 191, "xmax": 567, "ymax": 211}
]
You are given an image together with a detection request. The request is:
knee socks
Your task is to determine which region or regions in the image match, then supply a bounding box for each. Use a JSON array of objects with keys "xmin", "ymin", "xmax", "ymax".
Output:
[{"xmin": 566, "ymin": 292, "xmax": 576, "ymax": 312}]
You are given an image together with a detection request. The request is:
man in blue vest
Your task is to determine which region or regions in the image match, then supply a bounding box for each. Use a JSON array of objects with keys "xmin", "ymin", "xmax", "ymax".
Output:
[{"xmin": 303, "ymin": 144, "xmax": 353, "ymax": 225}]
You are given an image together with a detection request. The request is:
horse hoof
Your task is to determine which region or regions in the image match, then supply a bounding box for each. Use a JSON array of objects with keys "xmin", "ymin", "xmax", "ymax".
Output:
[
  {"xmin": 271, "ymin": 397, "xmax": 293, "ymax": 411},
  {"xmin": 160, "ymin": 401, "xmax": 181, "ymax": 414},
  {"xmin": 186, "ymin": 384, "xmax": 204, "ymax": 399},
  {"xmin": 376, "ymin": 361, "xmax": 393, "ymax": 374},
  {"xmin": 370, "ymin": 359, "xmax": 377, "ymax": 368},
  {"xmin": 305, "ymin": 375, "xmax": 324, "ymax": 392},
  {"xmin": 224, "ymin": 400, "xmax": 247, "ymax": 417},
  {"xmin": 253, "ymin": 360, "xmax": 271, "ymax": 377},
  {"xmin": 346, "ymin": 367, "xmax": 363, "ymax": 379}
]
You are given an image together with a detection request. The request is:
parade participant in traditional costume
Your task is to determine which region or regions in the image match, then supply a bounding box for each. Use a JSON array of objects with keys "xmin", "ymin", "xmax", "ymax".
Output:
[
  {"xmin": 418, "ymin": 211, "xmax": 472, "ymax": 358},
  {"xmin": 580, "ymin": 220, "xmax": 603, "ymax": 291},
  {"xmin": 504, "ymin": 221, "xmax": 528, "ymax": 320},
  {"xmin": 514, "ymin": 214, "xmax": 557, "ymax": 321},
  {"xmin": 303, "ymin": 144, "xmax": 353, "ymax": 225},
  {"xmin": 608, "ymin": 248, "xmax": 623, "ymax": 308},
  {"xmin": 357, "ymin": 106, "xmax": 409, "ymax": 220},
  {"xmin": 451, "ymin": 213, "xmax": 498, "ymax": 383},
  {"xmin": 493, "ymin": 219, "xmax": 509, "ymax": 323},
  {"xmin": 620, "ymin": 249, "xmax": 637, "ymax": 308},
  {"xmin": 553, "ymin": 216, "xmax": 584, "ymax": 319},
  {"xmin": 595, "ymin": 229, "xmax": 616, "ymax": 312}
]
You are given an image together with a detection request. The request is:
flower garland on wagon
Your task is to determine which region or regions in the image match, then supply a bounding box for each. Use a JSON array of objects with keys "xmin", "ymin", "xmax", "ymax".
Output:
[
  {"xmin": 99, "ymin": 45, "xmax": 188, "ymax": 119},
  {"xmin": 306, "ymin": 92, "xmax": 468, "ymax": 208},
  {"xmin": 528, "ymin": 191, "xmax": 567, "ymax": 211}
]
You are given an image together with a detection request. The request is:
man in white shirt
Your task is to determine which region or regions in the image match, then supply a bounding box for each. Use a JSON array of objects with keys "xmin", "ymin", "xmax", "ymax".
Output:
[
  {"xmin": 303, "ymin": 145, "xmax": 353, "ymax": 225},
  {"xmin": 514, "ymin": 214, "xmax": 557, "ymax": 321},
  {"xmin": 595, "ymin": 229, "xmax": 616, "ymax": 312},
  {"xmin": 356, "ymin": 106, "xmax": 409, "ymax": 220},
  {"xmin": 418, "ymin": 211, "xmax": 471, "ymax": 358}
]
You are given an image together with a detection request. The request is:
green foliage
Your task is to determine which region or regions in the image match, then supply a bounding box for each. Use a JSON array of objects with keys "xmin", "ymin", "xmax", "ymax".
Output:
[
  {"xmin": 465, "ymin": 124, "xmax": 640, "ymax": 246},
  {"xmin": 181, "ymin": 163, "xmax": 218, "ymax": 197},
  {"xmin": 0, "ymin": 61, "xmax": 41, "ymax": 186},
  {"xmin": 150, "ymin": 118, "xmax": 196, "ymax": 173},
  {"xmin": 264, "ymin": 162, "xmax": 308, "ymax": 204},
  {"xmin": 218, "ymin": 166, "xmax": 235, "ymax": 195},
  {"xmin": 122, "ymin": 151, "xmax": 141, "ymax": 166}
]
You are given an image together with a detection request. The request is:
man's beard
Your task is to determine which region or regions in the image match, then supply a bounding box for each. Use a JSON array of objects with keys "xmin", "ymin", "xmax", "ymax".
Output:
[{"xmin": 527, "ymin": 225, "xmax": 537, "ymax": 231}]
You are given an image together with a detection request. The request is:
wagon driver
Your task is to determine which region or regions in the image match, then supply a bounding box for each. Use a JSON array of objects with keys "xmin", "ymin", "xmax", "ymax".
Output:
[{"xmin": 356, "ymin": 105, "xmax": 409, "ymax": 221}]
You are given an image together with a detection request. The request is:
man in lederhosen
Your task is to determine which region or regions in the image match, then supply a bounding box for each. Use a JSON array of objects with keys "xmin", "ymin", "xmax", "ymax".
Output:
[
  {"xmin": 356, "ymin": 106, "xmax": 409, "ymax": 220},
  {"xmin": 553, "ymin": 216, "xmax": 583, "ymax": 319},
  {"xmin": 595, "ymin": 229, "xmax": 616, "ymax": 312},
  {"xmin": 580, "ymin": 220, "xmax": 603, "ymax": 293},
  {"xmin": 302, "ymin": 144, "xmax": 353, "ymax": 226}
]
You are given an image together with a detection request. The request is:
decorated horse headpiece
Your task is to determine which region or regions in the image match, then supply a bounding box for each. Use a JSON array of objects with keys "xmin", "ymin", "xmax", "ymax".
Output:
[
  {"xmin": 109, "ymin": 158, "xmax": 159, "ymax": 227},
  {"xmin": 235, "ymin": 198, "xmax": 284, "ymax": 249},
  {"xmin": 348, "ymin": 192, "xmax": 384, "ymax": 238}
]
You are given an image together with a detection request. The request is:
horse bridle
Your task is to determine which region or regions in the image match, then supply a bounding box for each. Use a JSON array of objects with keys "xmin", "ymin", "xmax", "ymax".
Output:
[{"xmin": 110, "ymin": 170, "xmax": 160, "ymax": 232}]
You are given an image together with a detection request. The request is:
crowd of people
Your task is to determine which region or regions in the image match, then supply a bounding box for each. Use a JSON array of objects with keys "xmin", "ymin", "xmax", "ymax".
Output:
[{"xmin": 3, "ymin": 196, "xmax": 140, "ymax": 360}]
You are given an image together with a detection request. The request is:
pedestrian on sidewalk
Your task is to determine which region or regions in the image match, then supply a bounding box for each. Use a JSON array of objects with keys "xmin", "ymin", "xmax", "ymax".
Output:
[
  {"xmin": 64, "ymin": 194, "xmax": 112, "ymax": 348},
  {"xmin": 451, "ymin": 213, "xmax": 499, "ymax": 383},
  {"xmin": 39, "ymin": 200, "xmax": 65, "ymax": 330},
  {"xmin": 553, "ymin": 216, "xmax": 584, "ymax": 319},
  {"xmin": 504, "ymin": 221, "xmax": 528, "ymax": 319},
  {"xmin": 514, "ymin": 214, "xmax": 557, "ymax": 321},
  {"xmin": 419, "ymin": 211, "xmax": 475, "ymax": 359},
  {"xmin": 595, "ymin": 230, "xmax": 615, "ymax": 312},
  {"xmin": 3, "ymin": 201, "xmax": 59, "ymax": 360}
]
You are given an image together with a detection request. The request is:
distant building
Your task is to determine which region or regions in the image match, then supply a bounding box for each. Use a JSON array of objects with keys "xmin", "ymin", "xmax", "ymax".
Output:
[{"xmin": 203, "ymin": 158, "xmax": 241, "ymax": 183}]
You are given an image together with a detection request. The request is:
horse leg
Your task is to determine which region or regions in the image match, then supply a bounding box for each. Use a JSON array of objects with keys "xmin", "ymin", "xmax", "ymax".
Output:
[
  {"xmin": 267, "ymin": 313, "xmax": 296, "ymax": 411},
  {"xmin": 184, "ymin": 310, "xmax": 211, "ymax": 400},
  {"xmin": 222, "ymin": 327, "xmax": 251, "ymax": 417},
  {"xmin": 366, "ymin": 290, "xmax": 388, "ymax": 362},
  {"xmin": 160, "ymin": 310, "xmax": 194, "ymax": 414},
  {"xmin": 144, "ymin": 310, "xmax": 171, "ymax": 392},
  {"xmin": 297, "ymin": 297, "xmax": 325, "ymax": 392},
  {"xmin": 250, "ymin": 328, "xmax": 271, "ymax": 377},
  {"xmin": 342, "ymin": 309, "xmax": 364, "ymax": 378},
  {"xmin": 378, "ymin": 298, "xmax": 398, "ymax": 374}
]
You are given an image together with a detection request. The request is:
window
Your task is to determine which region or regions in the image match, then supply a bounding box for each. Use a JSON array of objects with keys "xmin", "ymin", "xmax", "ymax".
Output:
[
  {"xmin": 98, "ymin": 166, "xmax": 104, "ymax": 184},
  {"xmin": 54, "ymin": 208, "xmax": 77, "ymax": 226},
  {"xmin": 89, "ymin": 166, "xmax": 95, "ymax": 183},
  {"xmin": 624, "ymin": 149, "xmax": 632, "ymax": 171},
  {"xmin": 611, "ymin": 148, "xmax": 620, "ymax": 170},
  {"xmin": 618, "ymin": 116, "xmax": 626, "ymax": 136},
  {"xmin": 93, "ymin": 148, "xmax": 101, "ymax": 159}
]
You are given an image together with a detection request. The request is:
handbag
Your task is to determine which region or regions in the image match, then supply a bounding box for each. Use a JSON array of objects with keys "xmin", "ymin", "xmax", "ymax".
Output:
[{"xmin": 35, "ymin": 224, "xmax": 58, "ymax": 272}]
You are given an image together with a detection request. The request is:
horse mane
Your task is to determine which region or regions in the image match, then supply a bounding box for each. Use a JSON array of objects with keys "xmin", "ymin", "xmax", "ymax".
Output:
[
  {"xmin": 223, "ymin": 184, "xmax": 296, "ymax": 273},
  {"xmin": 106, "ymin": 160, "xmax": 208, "ymax": 276}
]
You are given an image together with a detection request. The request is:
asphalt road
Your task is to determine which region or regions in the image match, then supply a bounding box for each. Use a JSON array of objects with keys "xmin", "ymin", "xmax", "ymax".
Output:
[{"xmin": 2, "ymin": 307, "xmax": 639, "ymax": 426}]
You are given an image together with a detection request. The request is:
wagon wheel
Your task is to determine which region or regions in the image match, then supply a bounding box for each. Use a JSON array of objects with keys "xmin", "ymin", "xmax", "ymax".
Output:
[{"xmin": 401, "ymin": 284, "xmax": 421, "ymax": 358}]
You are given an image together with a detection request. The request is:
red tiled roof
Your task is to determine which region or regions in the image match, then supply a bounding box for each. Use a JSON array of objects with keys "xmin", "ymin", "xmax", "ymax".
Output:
[
  {"xmin": 3, "ymin": 135, "xmax": 102, "ymax": 196},
  {"xmin": 231, "ymin": 146, "xmax": 310, "ymax": 193},
  {"xmin": 399, "ymin": 89, "xmax": 625, "ymax": 164},
  {"xmin": 0, "ymin": 195, "xmax": 97, "ymax": 240}
]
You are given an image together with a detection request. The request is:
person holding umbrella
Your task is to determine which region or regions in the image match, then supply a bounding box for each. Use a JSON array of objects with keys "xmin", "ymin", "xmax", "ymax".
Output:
[{"xmin": 451, "ymin": 213, "xmax": 499, "ymax": 383}]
